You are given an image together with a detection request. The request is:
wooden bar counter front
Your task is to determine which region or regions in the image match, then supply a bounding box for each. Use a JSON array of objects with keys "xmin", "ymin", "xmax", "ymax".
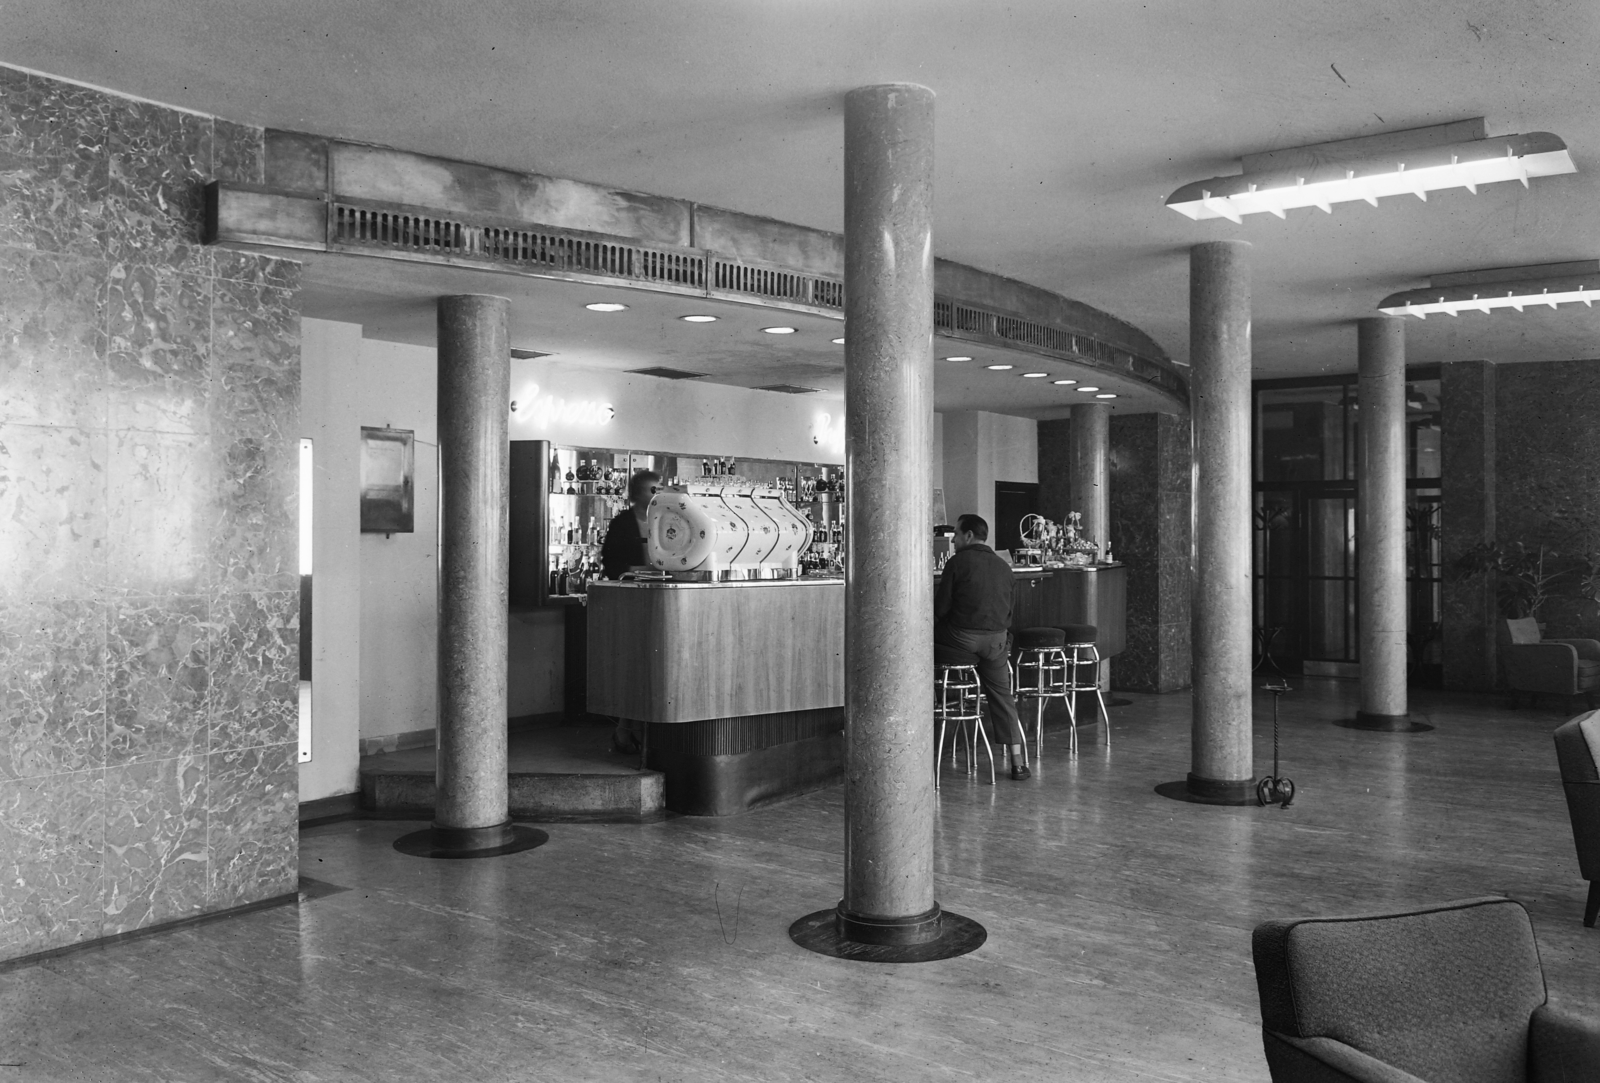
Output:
[{"xmin": 586, "ymin": 579, "xmax": 845, "ymax": 816}]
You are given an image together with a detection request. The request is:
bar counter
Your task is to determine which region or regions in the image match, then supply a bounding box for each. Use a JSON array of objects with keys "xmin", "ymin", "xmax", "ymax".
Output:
[
  {"xmin": 587, "ymin": 578, "xmax": 844, "ymax": 816},
  {"xmin": 584, "ymin": 563, "xmax": 1125, "ymax": 816}
]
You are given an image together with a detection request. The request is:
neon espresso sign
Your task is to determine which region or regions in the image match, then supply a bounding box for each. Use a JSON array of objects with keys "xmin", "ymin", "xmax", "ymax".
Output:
[{"xmin": 511, "ymin": 383, "xmax": 615, "ymax": 429}]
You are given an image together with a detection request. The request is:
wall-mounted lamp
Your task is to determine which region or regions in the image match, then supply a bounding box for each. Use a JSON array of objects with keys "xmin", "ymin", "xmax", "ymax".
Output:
[
  {"xmin": 1377, "ymin": 260, "xmax": 1600, "ymax": 319},
  {"xmin": 1167, "ymin": 119, "xmax": 1576, "ymax": 224}
]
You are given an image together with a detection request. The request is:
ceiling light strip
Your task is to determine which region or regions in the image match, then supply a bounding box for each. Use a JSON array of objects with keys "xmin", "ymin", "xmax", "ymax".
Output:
[
  {"xmin": 1378, "ymin": 278, "xmax": 1600, "ymax": 318},
  {"xmin": 1167, "ymin": 132, "xmax": 1575, "ymax": 223}
]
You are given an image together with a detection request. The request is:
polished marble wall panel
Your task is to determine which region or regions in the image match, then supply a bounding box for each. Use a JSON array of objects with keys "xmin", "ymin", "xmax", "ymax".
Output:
[
  {"xmin": 1107, "ymin": 413, "xmax": 1192, "ymax": 693},
  {"xmin": 1037, "ymin": 418, "xmax": 1072, "ymax": 521},
  {"xmin": 1440, "ymin": 361, "xmax": 1497, "ymax": 691},
  {"xmin": 0, "ymin": 65, "xmax": 300, "ymax": 962}
]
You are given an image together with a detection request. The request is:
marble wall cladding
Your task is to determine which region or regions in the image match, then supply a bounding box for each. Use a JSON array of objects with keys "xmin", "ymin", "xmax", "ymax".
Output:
[
  {"xmin": 0, "ymin": 600, "xmax": 107, "ymax": 781},
  {"xmin": 208, "ymin": 742, "xmax": 298, "ymax": 909},
  {"xmin": 0, "ymin": 247, "xmax": 108, "ymax": 428},
  {"xmin": 102, "ymin": 754, "xmax": 207, "ymax": 933},
  {"xmin": 0, "ymin": 65, "xmax": 298, "ymax": 962},
  {"xmin": 1105, "ymin": 413, "xmax": 1192, "ymax": 693},
  {"xmin": 0, "ymin": 768, "xmax": 105, "ymax": 957},
  {"xmin": 1440, "ymin": 361, "xmax": 1497, "ymax": 691},
  {"xmin": 1037, "ymin": 418, "xmax": 1072, "ymax": 521}
]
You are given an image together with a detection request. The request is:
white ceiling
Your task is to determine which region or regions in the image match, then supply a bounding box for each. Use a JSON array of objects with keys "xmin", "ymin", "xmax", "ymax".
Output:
[{"xmin": 7, "ymin": 0, "xmax": 1599, "ymax": 405}]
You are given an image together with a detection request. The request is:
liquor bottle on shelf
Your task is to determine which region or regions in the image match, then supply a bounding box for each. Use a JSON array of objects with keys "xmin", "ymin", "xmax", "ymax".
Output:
[{"xmin": 549, "ymin": 449, "xmax": 561, "ymax": 493}]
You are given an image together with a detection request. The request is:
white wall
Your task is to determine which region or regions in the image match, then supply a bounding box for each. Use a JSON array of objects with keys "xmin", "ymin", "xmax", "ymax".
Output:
[
  {"xmin": 298, "ymin": 318, "xmax": 364, "ymax": 802},
  {"xmin": 356, "ymin": 339, "xmax": 440, "ymax": 743},
  {"xmin": 509, "ymin": 359, "xmax": 845, "ymax": 463},
  {"xmin": 939, "ymin": 410, "xmax": 1038, "ymax": 532}
]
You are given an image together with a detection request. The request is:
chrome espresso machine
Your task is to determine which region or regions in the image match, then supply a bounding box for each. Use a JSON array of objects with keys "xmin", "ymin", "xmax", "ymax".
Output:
[{"xmin": 646, "ymin": 479, "xmax": 814, "ymax": 579}]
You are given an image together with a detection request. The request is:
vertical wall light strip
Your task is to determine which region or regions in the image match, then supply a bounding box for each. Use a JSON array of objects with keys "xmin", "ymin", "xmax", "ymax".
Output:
[{"xmin": 298, "ymin": 437, "xmax": 313, "ymax": 764}]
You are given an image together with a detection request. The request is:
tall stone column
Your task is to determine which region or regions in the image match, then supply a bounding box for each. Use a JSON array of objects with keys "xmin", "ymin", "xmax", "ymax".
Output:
[
  {"xmin": 434, "ymin": 295, "xmax": 512, "ymax": 842},
  {"xmin": 1187, "ymin": 242, "xmax": 1255, "ymax": 803},
  {"xmin": 1069, "ymin": 402, "xmax": 1111, "ymax": 559},
  {"xmin": 1355, "ymin": 317, "xmax": 1412, "ymax": 728},
  {"xmin": 839, "ymin": 82, "xmax": 938, "ymax": 942}
]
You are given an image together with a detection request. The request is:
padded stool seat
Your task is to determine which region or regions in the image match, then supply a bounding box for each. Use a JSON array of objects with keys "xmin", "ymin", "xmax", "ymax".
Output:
[
  {"xmin": 1013, "ymin": 626, "xmax": 1066, "ymax": 649},
  {"xmin": 935, "ymin": 643, "xmax": 982, "ymax": 668},
  {"xmin": 1578, "ymin": 659, "xmax": 1600, "ymax": 690},
  {"xmin": 1059, "ymin": 623, "xmax": 1097, "ymax": 644}
]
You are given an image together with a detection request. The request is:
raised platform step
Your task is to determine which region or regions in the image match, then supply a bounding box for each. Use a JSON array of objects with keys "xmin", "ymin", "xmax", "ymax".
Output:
[{"xmin": 358, "ymin": 721, "xmax": 665, "ymax": 823}]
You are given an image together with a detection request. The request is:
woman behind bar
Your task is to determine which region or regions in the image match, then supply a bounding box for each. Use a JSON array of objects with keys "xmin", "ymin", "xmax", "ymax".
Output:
[
  {"xmin": 601, "ymin": 469, "xmax": 661, "ymax": 581},
  {"xmin": 601, "ymin": 468, "xmax": 660, "ymax": 755},
  {"xmin": 934, "ymin": 513, "xmax": 1030, "ymax": 780}
]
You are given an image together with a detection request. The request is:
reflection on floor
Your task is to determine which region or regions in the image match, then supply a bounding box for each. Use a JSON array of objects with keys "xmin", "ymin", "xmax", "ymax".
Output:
[{"xmin": 4, "ymin": 679, "xmax": 1597, "ymax": 1082}]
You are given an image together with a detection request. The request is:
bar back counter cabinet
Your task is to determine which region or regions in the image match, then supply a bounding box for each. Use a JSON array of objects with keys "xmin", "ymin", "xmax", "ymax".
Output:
[{"xmin": 586, "ymin": 578, "xmax": 845, "ymax": 815}]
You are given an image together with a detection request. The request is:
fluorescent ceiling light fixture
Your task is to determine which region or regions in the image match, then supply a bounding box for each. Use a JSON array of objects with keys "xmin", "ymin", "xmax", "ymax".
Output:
[
  {"xmin": 1096, "ymin": 393, "xmax": 1118, "ymax": 399},
  {"xmin": 761, "ymin": 326, "xmax": 797, "ymax": 334},
  {"xmin": 584, "ymin": 302, "xmax": 628, "ymax": 312},
  {"xmin": 1167, "ymin": 119, "xmax": 1576, "ymax": 224},
  {"xmin": 1052, "ymin": 379, "xmax": 1078, "ymax": 386},
  {"xmin": 1378, "ymin": 260, "xmax": 1600, "ymax": 318},
  {"xmin": 679, "ymin": 314, "xmax": 718, "ymax": 323},
  {"xmin": 944, "ymin": 355, "xmax": 973, "ymax": 361},
  {"xmin": 1077, "ymin": 386, "xmax": 1100, "ymax": 392},
  {"xmin": 986, "ymin": 364, "xmax": 1014, "ymax": 371},
  {"xmin": 1021, "ymin": 372, "xmax": 1049, "ymax": 378},
  {"xmin": 832, "ymin": 337, "xmax": 846, "ymax": 344}
]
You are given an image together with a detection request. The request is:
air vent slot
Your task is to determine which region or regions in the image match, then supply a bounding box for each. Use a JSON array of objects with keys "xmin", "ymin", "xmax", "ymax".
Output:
[
  {"xmin": 752, "ymin": 384, "xmax": 823, "ymax": 395},
  {"xmin": 509, "ymin": 349, "xmax": 550, "ymax": 360},
  {"xmin": 627, "ymin": 366, "xmax": 709, "ymax": 380}
]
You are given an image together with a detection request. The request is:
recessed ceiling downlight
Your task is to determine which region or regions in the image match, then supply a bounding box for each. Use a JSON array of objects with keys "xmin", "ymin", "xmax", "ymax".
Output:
[
  {"xmin": 1077, "ymin": 386, "xmax": 1100, "ymax": 393},
  {"xmin": 944, "ymin": 355, "xmax": 973, "ymax": 362},
  {"xmin": 1096, "ymin": 393, "xmax": 1118, "ymax": 399},
  {"xmin": 762, "ymin": 326, "xmax": 797, "ymax": 335},
  {"xmin": 679, "ymin": 314, "xmax": 718, "ymax": 323},
  {"xmin": 1021, "ymin": 372, "xmax": 1048, "ymax": 378},
  {"xmin": 832, "ymin": 338, "xmax": 845, "ymax": 345},
  {"xmin": 1053, "ymin": 379, "xmax": 1078, "ymax": 386},
  {"xmin": 585, "ymin": 302, "xmax": 628, "ymax": 312},
  {"xmin": 986, "ymin": 364, "xmax": 1014, "ymax": 371}
]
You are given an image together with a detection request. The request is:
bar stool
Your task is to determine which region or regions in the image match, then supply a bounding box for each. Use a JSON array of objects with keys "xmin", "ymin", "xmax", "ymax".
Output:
[
  {"xmin": 1059, "ymin": 623, "xmax": 1111, "ymax": 752},
  {"xmin": 934, "ymin": 643, "xmax": 995, "ymax": 786},
  {"xmin": 1012, "ymin": 626, "xmax": 1069, "ymax": 764}
]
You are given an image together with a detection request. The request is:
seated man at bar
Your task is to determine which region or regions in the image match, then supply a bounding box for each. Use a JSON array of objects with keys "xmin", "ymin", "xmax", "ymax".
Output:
[
  {"xmin": 935, "ymin": 514, "xmax": 1029, "ymax": 780},
  {"xmin": 600, "ymin": 469, "xmax": 662, "ymax": 581}
]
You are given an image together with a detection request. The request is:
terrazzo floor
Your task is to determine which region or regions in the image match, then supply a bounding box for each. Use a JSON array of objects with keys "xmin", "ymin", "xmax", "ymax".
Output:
[{"xmin": 3, "ymin": 679, "xmax": 1596, "ymax": 1082}]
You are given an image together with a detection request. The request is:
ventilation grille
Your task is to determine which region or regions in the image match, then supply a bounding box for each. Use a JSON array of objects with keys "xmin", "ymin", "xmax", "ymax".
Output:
[
  {"xmin": 322, "ymin": 198, "xmax": 1179, "ymax": 397},
  {"xmin": 934, "ymin": 300, "xmax": 1183, "ymax": 393},
  {"xmin": 509, "ymin": 348, "xmax": 550, "ymax": 360},
  {"xmin": 752, "ymin": 384, "xmax": 823, "ymax": 394},
  {"xmin": 710, "ymin": 258, "xmax": 843, "ymax": 310},
  {"xmin": 627, "ymin": 366, "xmax": 708, "ymax": 380},
  {"xmin": 333, "ymin": 203, "xmax": 706, "ymax": 288}
]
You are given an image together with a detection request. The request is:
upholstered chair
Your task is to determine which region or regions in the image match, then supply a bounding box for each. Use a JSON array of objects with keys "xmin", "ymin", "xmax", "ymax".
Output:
[
  {"xmin": 1553, "ymin": 712, "xmax": 1600, "ymax": 927},
  {"xmin": 1252, "ymin": 896, "xmax": 1600, "ymax": 1082},
  {"xmin": 1503, "ymin": 617, "xmax": 1600, "ymax": 710}
]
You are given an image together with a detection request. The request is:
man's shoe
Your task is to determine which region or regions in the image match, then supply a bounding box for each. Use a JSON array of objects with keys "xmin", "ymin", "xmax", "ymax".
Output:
[{"xmin": 1009, "ymin": 764, "xmax": 1031, "ymax": 781}]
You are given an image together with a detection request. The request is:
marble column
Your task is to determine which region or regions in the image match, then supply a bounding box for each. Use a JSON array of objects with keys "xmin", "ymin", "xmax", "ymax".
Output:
[
  {"xmin": 1356, "ymin": 317, "xmax": 1410, "ymax": 727},
  {"xmin": 1188, "ymin": 242, "xmax": 1254, "ymax": 803},
  {"xmin": 435, "ymin": 295, "xmax": 512, "ymax": 840},
  {"xmin": 839, "ymin": 83, "xmax": 939, "ymax": 942},
  {"xmin": 1070, "ymin": 402, "xmax": 1111, "ymax": 559}
]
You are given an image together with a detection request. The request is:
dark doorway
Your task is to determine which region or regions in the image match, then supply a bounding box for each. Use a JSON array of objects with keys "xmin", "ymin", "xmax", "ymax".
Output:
[{"xmin": 993, "ymin": 481, "xmax": 1040, "ymax": 554}]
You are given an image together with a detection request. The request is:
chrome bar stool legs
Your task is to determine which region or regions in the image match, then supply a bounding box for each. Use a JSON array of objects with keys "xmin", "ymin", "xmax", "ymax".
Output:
[
  {"xmin": 1012, "ymin": 627, "xmax": 1069, "ymax": 766},
  {"xmin": 1059, "ymin": 622, "xmax": 1111, "ymax": 752},
  {"xmin": 935, "ymin": 649, "xmax": 995, "ymax": 786}
]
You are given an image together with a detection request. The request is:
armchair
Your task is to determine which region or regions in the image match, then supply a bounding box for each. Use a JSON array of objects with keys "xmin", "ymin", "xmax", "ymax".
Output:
[
  {"xmin": 1252, "ymin": 896, "xmax": 1600, "ymax": 1082},
  {"xmin": 1503, "ymin": 618, "xmax": 1600, "ymax": 711},
  {"xmin": 1553, "ymin": 712, "xmax": 1600, "ymax": 927}
]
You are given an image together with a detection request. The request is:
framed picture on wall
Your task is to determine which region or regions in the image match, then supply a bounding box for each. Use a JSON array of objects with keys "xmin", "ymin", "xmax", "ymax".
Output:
[{"xmin": 360, "ymin": 426, "xmax": 415, "ymax": 533}]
